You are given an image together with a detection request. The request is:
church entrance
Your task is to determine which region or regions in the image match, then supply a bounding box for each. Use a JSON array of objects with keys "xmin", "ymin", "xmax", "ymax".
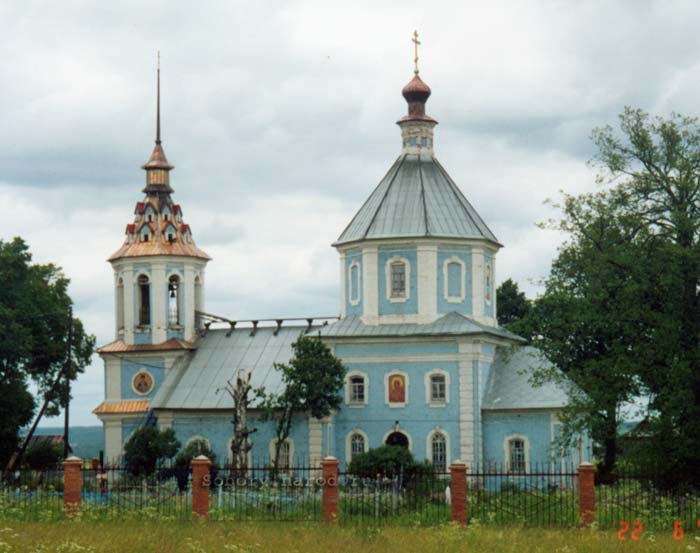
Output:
[{"xmin": 385, "ymin": 431, "xmax": 409, "ymax": 448}]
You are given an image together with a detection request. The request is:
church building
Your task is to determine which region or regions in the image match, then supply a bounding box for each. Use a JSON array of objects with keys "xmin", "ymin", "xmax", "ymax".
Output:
[{"xmin": 95, "ymin": 50, "xmax": 591, "ymax": 471}]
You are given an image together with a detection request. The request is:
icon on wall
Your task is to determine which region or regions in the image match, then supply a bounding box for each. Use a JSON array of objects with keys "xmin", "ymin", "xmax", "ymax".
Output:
[
  {"xmin": 132, "ymin": 370, "xmax": 154, "ymax": 395},
  {"xmin": 388, "ymin": 374, "xmax": 406, "ymax": 403}
]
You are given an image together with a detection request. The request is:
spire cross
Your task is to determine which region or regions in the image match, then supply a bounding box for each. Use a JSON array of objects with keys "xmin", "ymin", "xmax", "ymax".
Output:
[
  {"xmin": 156, "ymin": 51, "xmax": 161, "ymax": 145},
  {"xmin": 412, "ymin": 30, "xmax": 421, "ymax": 74}
]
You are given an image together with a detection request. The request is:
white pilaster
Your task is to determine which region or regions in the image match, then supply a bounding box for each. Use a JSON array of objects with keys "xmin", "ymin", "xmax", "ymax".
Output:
[
  {"xmin": 339, "ymin": 252, "xmax": 347, "ymax": 318},
  {"xmin": 151, "ymin": 262, "xmax": 167, "ymax": 344},
  {"xmin": 308, "ymin": 416, "xmax": 323, "ymax": 466},
  {"xmin": 184, "ymin": 264, "xmax": 195, "ymax": 341},
  {"xmin": 362, "ymin": 247, "xmax": 379, "ymax": 324},
  {"xmin": 458, "ymin": 341, "xmax": 477, "ymax": 465},
  {"xmin": 471, "ymin": 248, "xmax": 485, "ymax": 324},
  {"xmin": 122, "ymin": 266, "xmax": 135, "ymax": 344},
  {"xmin": 105, "ymin": 356, "xmax": 121, "ymax": 401},
  {"xmin": 417, "ymin": 244, "xmax": 438, "ymax": 323},
  {"xmin": 104, "ymin": 419, "xmax": 123, "ymax": 462}
]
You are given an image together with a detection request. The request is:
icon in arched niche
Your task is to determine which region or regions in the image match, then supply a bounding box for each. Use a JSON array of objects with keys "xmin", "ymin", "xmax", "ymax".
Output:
[
  {"xmin": 132, "ymin": 370, "xmax": 154, "ymax": 395},
  {"xmin": 388, "ymin": 373, "xmax": 406, "ymax": 404}
]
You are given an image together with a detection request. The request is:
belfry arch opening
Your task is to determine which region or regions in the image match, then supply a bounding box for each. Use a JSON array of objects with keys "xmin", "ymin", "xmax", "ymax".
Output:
[{"xmin": 385, "ymin": 431, "xmax": 409, "ymax": 448}]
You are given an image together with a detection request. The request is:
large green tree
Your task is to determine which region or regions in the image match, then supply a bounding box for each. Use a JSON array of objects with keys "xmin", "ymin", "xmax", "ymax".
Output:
[
  {"xmin": 260, "ymin": 334, "xmax": 346, "ymax": 471},
  {"xmin": 496, "ymin": 278, "xmax": 533, "ymax": 338},
  {"xmin": 530, "ymin": 190, "xmax": 660, "ymax": 478},
  {"xmin": 0, "ymin": 237, "xmax": 95, "ymax": 466},
  {"xmin": 591, "ymin": 108, "xmax": 700, "ymax": 481}
]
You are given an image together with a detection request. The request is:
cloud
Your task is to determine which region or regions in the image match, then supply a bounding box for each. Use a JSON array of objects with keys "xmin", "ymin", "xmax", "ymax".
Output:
[{"xmin": 2, "ymin": 0, "xmax": 699, "ymax": 425}]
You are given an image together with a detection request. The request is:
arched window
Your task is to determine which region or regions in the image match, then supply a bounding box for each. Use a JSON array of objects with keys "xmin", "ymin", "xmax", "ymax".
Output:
[
  {"xmin": 269, "ymin": 439, "xmax": 294, "ymax": 471},
  {"xmin": 350, "ymin": 433, "xmax": 365, "ymax": 460},
  {"xmin": 168, "ymin": 275, "xmax": 181, "ymax": 327},
  {"xmin": 348, "ymin": 261, "xmax": 361, "ymax": 306},
  {"xmin": 137, "ymin": 275, "xmax": 150, "ymax": 326},
  {"xmin": 443, "ymin": 256, "xmax": 466, "ymax": 303},
  {"xmin": 194, "ymin": 276, "xmax": 203, "ymax": 328},
  {"xmin": 116, "ymin": 278, "xmax": 124, "ymax": 331},
  {"xmin": 430, "ymin": 432, "xmax": 447, "ymax": 472}
]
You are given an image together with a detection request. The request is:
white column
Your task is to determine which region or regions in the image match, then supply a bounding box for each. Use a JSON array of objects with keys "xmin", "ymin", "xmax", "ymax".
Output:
[
  {"xmin": 362, "ymin": 247, "xmax": 378, "ymax": 325},
  {"xmin": 113, "ymin": 271, "xmax": 120, "ymax": 339},
  {"xmin": 104, "ymin": 356, "xmax": 121, "ymax": 401},
  {"xmin": 151, "ymin": 262, "xmax": 167, "ymax": 344},
  {"xmin": 458, "ymin": 342, "xmax": 477, "ymax": 465},
  {"xmin": 122, "ymin": 266, "xmax": 135, "ymax": 345},
  {"xmin": 104, "ymin": 419, "xmax": 123, "ymax": 463},
  {"xmin": 471, "ymin": 248, "xmax": 485, "ymax": 323},
  {"xmin": 308, "ymin": 416, "xmax": 323, "ymax": 466},
  {"xmin": 417, "ymin": 244, "xmax": 438, "ymax": 323},
  {"xmin": 184, "ymin": 264, "xmax": 195, "ymax": 341},
  {"xmin": 339, "ymin": 252, "xmax": 347, "ymax": 318}
]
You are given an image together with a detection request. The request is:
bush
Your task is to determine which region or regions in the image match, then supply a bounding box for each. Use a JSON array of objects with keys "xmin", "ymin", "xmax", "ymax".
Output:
[
  {"xmin": 123, "ymin": 427, "xmax": 180, "ymax": 476},
  {"xmin": 24, "ymin": 440, "xmax": 63, "ymax": 470},
  {"xmin": 173, "ymin": 439, "xmax": 217, "ymax": 491},
  {"xmin": 348, "ymin": 445, "xmax": 426, "ymax": 478}
]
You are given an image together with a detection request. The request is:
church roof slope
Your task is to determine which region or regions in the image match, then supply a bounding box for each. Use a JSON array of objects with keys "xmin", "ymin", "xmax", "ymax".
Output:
[
  {"xmin": 481, "ymin": 346, "xmax": 571, "ymax": 410},
  {"xmin": 334, "ymin": 153, "xmax": 500, "ymax": 247},
  {"xmin": 318, "ymin": 312, "xmax": 522, "ymax": 341},
  {"xmin": 149, "ymin": 325, "xmax": 322, "ymax": 411}
]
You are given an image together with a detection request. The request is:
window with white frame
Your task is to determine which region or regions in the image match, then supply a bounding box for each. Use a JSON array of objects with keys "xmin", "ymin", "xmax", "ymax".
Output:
[
  {"xmin": 350, "ymin": 433, "xmax": 365, "ymax": 460},
  {"xmin": 425, "ymin": 369, "xmax": 449, "ymax": 406},
  {"xmin": 346, "ymin": 372, "xmax": 368, "ymax": 406},
  {"xmin": 278, "ymin": 440, "xmax": 291, "ymax": 469},
  {"xmin": 390, "ymin": 261, "xmax": 406, "ymax": 298},
  {"xmin": 508, "ymin": 438, "xmax": 526, "ymax": 473},
  {"xmin": 430, "ymin": 432, "xmax": 447, "ymax": 472},
  {"xmin": 430, "ymin": 374, "xmax": 446, "ymax": 403},
  {"xmin": 443, "ymin": 256, "xmax": 466, "ymax": 303}
]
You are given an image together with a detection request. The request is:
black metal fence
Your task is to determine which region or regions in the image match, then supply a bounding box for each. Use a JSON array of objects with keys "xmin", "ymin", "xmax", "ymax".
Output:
[{"xmin": 0, "ymin": 466, "xmax": 64, "ymax": 521}]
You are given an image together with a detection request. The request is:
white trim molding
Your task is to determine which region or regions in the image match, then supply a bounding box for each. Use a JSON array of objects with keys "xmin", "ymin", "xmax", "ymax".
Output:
[
  {"xmin": 384, "ymin": 370, "xmax": 409, "ymax": 407},
  {"xmin": 503, "ymin": 433, "xmax": 530, "ymax": 473},
  {"xmin": 226, "ymin": 437, "xmax": 253, "ymax": 467},
  {"xmin": 345, "ymin": 370, "xmax": 369, "ymax": 408},
  {"xmin": 345, "ymin": 429, "xmax": 370, "ymax": 464},
  {"xmin": 442, "ymin": 256, "xmax": 466, "ymax": 303},
  {"xmin": 424, "ymin": 368, "xmax": 450, "ymax": 407},
  {"xmin": 426, "ymin": 427, "xmax": 451, "ymax": 469},
  {"xmin": 385, "ymin": 256, "xmax": 411, "ymax": 304},
  {"xmin": 348, "ymin": 260, "xmax": 362, "ymax": 306}
]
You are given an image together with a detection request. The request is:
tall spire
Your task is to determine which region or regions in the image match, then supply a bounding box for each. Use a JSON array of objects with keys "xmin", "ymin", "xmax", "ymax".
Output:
[
  {"xmin": 142, "ymin": 52, "xmax": 174, "ymax": 193},
  {"xmin": 156, "ymin": 51, "xmax": 161, "ymax": 145}
]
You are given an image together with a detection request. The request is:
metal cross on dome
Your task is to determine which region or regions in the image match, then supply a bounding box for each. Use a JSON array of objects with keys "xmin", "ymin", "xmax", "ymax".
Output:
[{"xmin": 412, "ymin": 30, "xmax": 421, "ymax": 74}]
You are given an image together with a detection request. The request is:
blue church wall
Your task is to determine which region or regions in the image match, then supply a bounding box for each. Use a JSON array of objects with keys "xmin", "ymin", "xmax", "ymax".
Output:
[
  {"xmin": 344, "ymin": 249, "xmax": 363, "ymax": 317},
  {"xmin": 134, "ymin": 332, "xmax": 152, "ymax": 345},
  {"xmin": 334, "ymin": 358, "xmax": 461, "ymax": 471},
  {"xmin": 378, "ymin": 246, "xmax": 417, "ymax": 316},
  {"xmin": 335, "ymin": 342, "xmax": 458, "ymax": 357},
  {"xmin": 481, "ymin": 411, "xmax": 555, "ymax": 469},
  {"xmin": 169, "ymin": 412, "xmax": 310, "ymax": 465},
  {"xmin": 120, "ymin": 357, "xmax": 165, "ymax": 399},
  {"xmin": 167, "ymin": 330, "xmax": 185, "ymax": 340},
  {"xmin": 437, "ymin": 246, "xmax": 472, "ymax": 315}
]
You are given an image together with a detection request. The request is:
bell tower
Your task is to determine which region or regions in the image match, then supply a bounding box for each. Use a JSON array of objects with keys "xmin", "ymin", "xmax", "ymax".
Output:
[{"xmin": 107, "ymin": 58, "xmax": 210, "ymax": 346}]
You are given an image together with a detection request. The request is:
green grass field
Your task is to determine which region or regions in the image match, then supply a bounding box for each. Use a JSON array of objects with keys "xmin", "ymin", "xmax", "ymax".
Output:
[{"xmin": 0, "ymin": 521, "xmax": 696, "ymax": 553}]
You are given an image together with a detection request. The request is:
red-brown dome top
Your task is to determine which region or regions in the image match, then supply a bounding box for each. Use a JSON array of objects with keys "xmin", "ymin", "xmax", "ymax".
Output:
[{"xmin": 402, "ymin": 74, "xmax": 431, "ymax": 103}]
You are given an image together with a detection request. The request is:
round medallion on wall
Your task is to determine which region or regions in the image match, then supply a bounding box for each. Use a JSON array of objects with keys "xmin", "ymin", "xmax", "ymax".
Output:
[{"xmin": 132, "ymin": 370, "xmax": 154, "ymax": 395}]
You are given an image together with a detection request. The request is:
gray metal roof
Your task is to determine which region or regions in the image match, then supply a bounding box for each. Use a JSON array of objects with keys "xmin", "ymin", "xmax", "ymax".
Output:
[
  {"xmin": 334, "ymin": 153, "xmax": 499, "ymax": 246},
  {"xmin": 150, "ymin": 325, "xmax": 315, "ymax": 411},
  {"xmin": 318, "ymin": 312, "xmax": 523, "ymax": 341},
  {"xmin": 482, "ymin": 346, "xmax": 571, "ymax": 410}
]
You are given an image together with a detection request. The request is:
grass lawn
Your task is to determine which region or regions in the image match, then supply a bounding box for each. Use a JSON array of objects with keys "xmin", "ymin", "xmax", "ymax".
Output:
[{"xmin": 0, "ymin": 522, "xmax": 696, "ymax": 553}]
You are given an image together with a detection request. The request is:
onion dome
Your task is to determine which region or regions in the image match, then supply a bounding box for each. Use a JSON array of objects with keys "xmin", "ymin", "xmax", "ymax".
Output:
[{"xmin": 399, "ymin": 73, "xmax": 436, "ymax": 123}]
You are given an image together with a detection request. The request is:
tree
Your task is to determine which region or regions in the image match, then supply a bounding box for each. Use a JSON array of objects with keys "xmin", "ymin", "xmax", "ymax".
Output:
[
  {"xmin": 348, "ymin": 445, "xmax": 417, "ymax": 478},
  {"xmin": 24, "ymin": 440, "xmax": 63, "ymax": 470},
  {"xmin": 259, "ymin": 334, "xmax": 346, "ymax": 471},
  {"xmin": 530, "ymin": 190, "xmax": 658, "ymax": 478},
  {"xmin": 123, "ymin": 427, "xmax": 180, "ymax": 476},
  {"xmin": 219, "ymin": 370, "xmax": 260, "ymax": 470},
  {"xmin": 496, "ymin": 279, "xmax": 533, "ymax": 337},
  {"xmin": 0, "ymin": 237, "xmax": 95, "ymax": 466},
  {"xmin": 590, "ymin": 108, "xmax": 700, "ymax": 482}
]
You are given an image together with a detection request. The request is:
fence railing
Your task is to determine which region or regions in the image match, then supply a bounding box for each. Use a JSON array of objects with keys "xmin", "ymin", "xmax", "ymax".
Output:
[{"xmin": 5, "ymin": 456, "xmax": 700, "ymax": 530}]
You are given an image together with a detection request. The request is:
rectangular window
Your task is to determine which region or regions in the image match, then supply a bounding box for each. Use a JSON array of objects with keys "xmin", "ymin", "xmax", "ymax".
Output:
[
  {"xmin": 350, "ymin": 376, "xmax": 365, "ymax": 404},
  {"xmin": 390, "ymin": 262, "xmax": 406, "ymax": 298},
  {"xmin": 431, "ymin": 374, "xmax": 446, "ymax": 402},
  {"xmin": 139, "ymin": 281, "xmax": 150, "ymax": 326},
  {"xmin": 509, "ymin": 439, "xmax": 526, "ymax": 473}
]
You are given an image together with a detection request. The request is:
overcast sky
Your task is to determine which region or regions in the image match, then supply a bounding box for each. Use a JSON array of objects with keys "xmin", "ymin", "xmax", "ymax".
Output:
[{"xmin": 3, "ymin": 0, "xmax": 700, "ymax": 427}]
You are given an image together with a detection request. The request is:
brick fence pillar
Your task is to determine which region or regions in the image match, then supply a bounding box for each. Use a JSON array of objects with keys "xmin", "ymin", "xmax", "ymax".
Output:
[
  {"xmin": 450, "ymin": 460, "xmax": 468, "ymax": 525},
  {"xmin": 191, "ymin": 455, "xmax": 212, "ymax": 519},
  {"xmin": 578, "ymin": 462, "xmax": 595, "ymax": 527},
  {"xmin": 321, "ymin": 456, "xmax": 340, "ymax": 524},
  {"xmin": 63, "ymin": 456, "xmax": 83, "ymax": 514}
]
